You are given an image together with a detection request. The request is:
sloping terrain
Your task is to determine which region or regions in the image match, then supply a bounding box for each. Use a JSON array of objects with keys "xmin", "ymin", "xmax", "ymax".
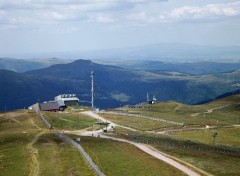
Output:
[
  {"xmin": 0, "ymin": 58, "xmax": 72, "ymax": 72},
  {"xmin": 0, "ymin": 110, "xmax": 94, "ymax": 176},
  {"xmin": 24, "ymin": 59, "xmax": 240, "ymax": 106},
  {"xmin": 98, "ymin": 94, "xmax": 240, "ymax": 176},
  {"xmin": 1, "ymin": 59, "xmax": 240, "ymax": 111},
  {"xmin": 1, "ymin": 94, "xmax": 239, "ymax": 176},
  {"xmin": 0, "ymin": 109, "xmax": 189, "ymax": 176},
  {"xmin": 0, "ymin": 69, "xmax": 85, "ymax": 111},
  {"xmin": 118, "ymin": 61, "xmax": 240, "ymax": 75}
]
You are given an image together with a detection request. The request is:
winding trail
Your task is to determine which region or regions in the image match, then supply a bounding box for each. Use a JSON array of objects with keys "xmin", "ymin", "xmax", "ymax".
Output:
[
  {"xmin": 77, "ymin": 111, "xmax": 204, "ymax": 176},
  {"xmin": 26, "ymin": 119, "xmax": 46, "ymax": 176}
]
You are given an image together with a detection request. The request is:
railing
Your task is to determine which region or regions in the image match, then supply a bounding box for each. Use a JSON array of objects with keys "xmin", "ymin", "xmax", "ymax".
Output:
[
  {"xmin": 54, "ymin": 131, "xmax": 105, "ymax": 176},
  {"xmin": 32, "ymin": 103, "xmax": 105, "ymax": 176}
]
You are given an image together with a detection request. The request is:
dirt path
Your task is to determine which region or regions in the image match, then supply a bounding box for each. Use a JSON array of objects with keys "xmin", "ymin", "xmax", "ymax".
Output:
[
  {"xmin": 26, "ymin": 119, "xmax": 46, "ymax": 176},
  {"xmin": 190, "ymin": 103, "xmax": 235, "ymax": 117},
  {"xmin": 174, "ymin": 103, "xmax": 183, "ymax": 111},
  {"xmin": 102, "ymin": 135, "xmax": 204, "ymax": 176},
  {"xmin": 81, "ymin": 111, "xmax": 137, "ymax": 132},
  {"xmin": 79, "ymin": 111, "xmax": 203, "ymax": 176}
]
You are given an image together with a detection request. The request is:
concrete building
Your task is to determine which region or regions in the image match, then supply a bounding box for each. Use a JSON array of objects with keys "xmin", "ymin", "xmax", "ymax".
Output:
[
  {"xmin": 55, "ymin": 94, "xmax": 79, "ymax": 106},
  {"xmin": 39, "ymin": 100, "xmax": 66, "ymax": 111}
]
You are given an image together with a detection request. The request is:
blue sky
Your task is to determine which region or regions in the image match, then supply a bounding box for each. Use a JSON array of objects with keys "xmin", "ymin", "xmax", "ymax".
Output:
[{"xmin": 0, "ymin": 0, "xmax": 240, "ymax": 56}]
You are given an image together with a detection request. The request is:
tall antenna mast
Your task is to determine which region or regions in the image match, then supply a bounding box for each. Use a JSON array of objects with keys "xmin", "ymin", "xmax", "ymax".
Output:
[{"xmin": 91, "ymin": 71, "xmax": 94, "ymax": 109}]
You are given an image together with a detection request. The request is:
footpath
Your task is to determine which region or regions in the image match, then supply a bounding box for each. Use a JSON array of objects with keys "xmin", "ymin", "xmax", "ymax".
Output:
[{"xmin": 80, "ymin": 111, "xmax": 206, "ymax": 176}]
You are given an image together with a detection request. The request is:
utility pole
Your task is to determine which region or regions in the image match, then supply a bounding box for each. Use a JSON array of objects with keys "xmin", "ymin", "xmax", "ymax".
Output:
[{"xmin": 91, "ymin": 71, "xmax": 94, "ymax": 109}]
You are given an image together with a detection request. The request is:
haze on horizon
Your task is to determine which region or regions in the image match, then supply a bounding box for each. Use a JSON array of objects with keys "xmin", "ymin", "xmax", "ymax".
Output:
[{"xmin": 0, "ymin": 0, "xmax": 240, "ymax": 58}]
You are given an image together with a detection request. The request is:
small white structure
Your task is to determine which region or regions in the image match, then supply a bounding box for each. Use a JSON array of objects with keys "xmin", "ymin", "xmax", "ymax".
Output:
[
  {"xmin": 55, "ymin": 94, "xmax": 79, "ymax": 106},
  {"xmin": 148, "ymin": 95, "xmax": 157, "ymax": 104}
]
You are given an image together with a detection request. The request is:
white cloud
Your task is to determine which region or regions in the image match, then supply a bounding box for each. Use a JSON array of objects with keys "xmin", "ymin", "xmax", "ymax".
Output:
[
  {"xmin": 127, "ymin": 12, "xmax": 155, "ymax": 23},
  {"xmin": 95, "ymin": 15, "xmax": 115, "ymax": 23},
  {"xmin": 0, "ymin": 0, "xmax": 166, "ymax": 11},
  {"xmin": 160, "ymin": 1, "xmax": 240, "ymax": 22},
  {"xmin": 1, "ymin": 0, "xmax": 239, "ymax": 32},
  {"xmin": 0, "ymin": 0, "xmax": 166, "ymax": 29}
]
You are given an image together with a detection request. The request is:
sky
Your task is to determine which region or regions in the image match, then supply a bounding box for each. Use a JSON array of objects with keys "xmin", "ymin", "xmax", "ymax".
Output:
[{"xmin": 0, "ymin": 0, "xmax": 240, "ymax": 57}]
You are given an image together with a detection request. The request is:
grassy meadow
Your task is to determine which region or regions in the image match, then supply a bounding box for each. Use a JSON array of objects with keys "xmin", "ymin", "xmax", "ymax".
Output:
[
  {"xmin": 0, "ymin": 110, "xmax": 41, "ymax": 176},
  {"xmin": 71, "ymin": 136, "xmax": 188, "ymax": 176},
  {"xmin": 0, "ymin": 110, "xmax": 94, "ymax": 176},
  {"xmin": 34, "ymin": 133, "xmax": 94, "ymax": 176},
  {"xmin": 168, "ymin": 127, "xmax": 240, "ymax": 147},
  {"xmin": 43, "ymin": 111, "xmax": 98, "ymax": 130},
  {"xmin": 118, "ymin": 95, "xmax": 240, "ymax": 127},
  {"xmin": 102, "ymin": 95, "xmax": 240, "ymax": 176},
  {"xmin": 154, "ymin": 145, "xmax": 240, "ymax": 176},
  {"xmin": 105, "ymin": 127, "xmax": 240, "ymax": 176},
  {"xmin": 1, "ymin": 94, "xmax": 239, "ymax": 176},
  {"xmin": 101, "ymin": 113, "xmax": 177, "ymax": 131}
]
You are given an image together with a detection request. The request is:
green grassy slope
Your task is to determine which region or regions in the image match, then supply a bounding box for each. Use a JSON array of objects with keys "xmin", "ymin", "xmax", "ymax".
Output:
[
  {"xmin": 0, "ymin": 110, "xmax": 94, "ymax": 176},
  {"xmin": 75, "ymin": 136, "xmax": 187, "ymax": 176},
  {"xmin": 106, "ymin": 94, "xmax": 240, "ymax": 176},
  {"xmin": 43, "ymin": 111, "xmax": 98, "ymax": 130}
]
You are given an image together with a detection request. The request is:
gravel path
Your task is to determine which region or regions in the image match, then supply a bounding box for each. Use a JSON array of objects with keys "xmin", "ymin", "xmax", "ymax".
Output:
[{"xmin": 79, "ymin": 111, "xmax": 201, "ymax": 176}]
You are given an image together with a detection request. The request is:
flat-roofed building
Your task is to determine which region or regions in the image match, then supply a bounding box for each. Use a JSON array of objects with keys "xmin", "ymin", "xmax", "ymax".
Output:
[
  {"xmin": 39, "ymin": 100, "xmax": 66, "ymax": 111},
  {"xmin": 55, "ymin": 94, "xmax": 79, "ymax": 106}
]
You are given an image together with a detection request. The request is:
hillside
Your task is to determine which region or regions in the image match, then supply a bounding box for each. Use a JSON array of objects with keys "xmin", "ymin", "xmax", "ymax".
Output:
[
  {"xmin": 3, "ymin": 57, "xmax": 240, "ymax": 75},
  {"xmin": 1, "ymin": 59, "xmax": 240, "ymax": 111},
  {"xmin": 0, "ymin": 58, "xmax": 72, "ymax": 72},
  {"xmin": 1, "ymin": 94, "xmax": 239, "ymax": 176},
  {"xmin": 118, "ymin": 61, "xmax": 240, "ymax": 75},
  {"xmin": 25, "ymin": 59, "xmax": 240, "ymax": 105},
  {"xmin": 101, "ymin": 94, "xmax": 240, "ymax": 176},
  {"xmin": 0, "ymin": 69, "xmax": 87, "ymax": 111}
]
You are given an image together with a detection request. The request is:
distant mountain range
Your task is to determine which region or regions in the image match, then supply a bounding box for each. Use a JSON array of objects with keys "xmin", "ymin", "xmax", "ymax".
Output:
[
  {"xmin": 1, "ymin": 59, "xmax": 240, "ymax": 111},
  {"xmin": 86, "ymin": 43, "xmax": 240, "ymax": 62},
  {"xmin": 5, "ymin": 43, "xmax": 240, "ymax": 62},
  {"xmin": 2, "ymin": 57, "xmax": 240, "ymax": 76},
  {"xmin": 0, "ymin": 58, "xmax": 72, "ymax": 72}
]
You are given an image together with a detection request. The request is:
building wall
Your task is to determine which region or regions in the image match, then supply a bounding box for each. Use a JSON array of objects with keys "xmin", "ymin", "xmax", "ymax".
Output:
[
  {"xmin": 55, "ymin": 94, "xmax": 79, "ymax": 107},
  {"xmin": 64, "ymin": 100, "xmax": 79, "ymax": 106}
]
